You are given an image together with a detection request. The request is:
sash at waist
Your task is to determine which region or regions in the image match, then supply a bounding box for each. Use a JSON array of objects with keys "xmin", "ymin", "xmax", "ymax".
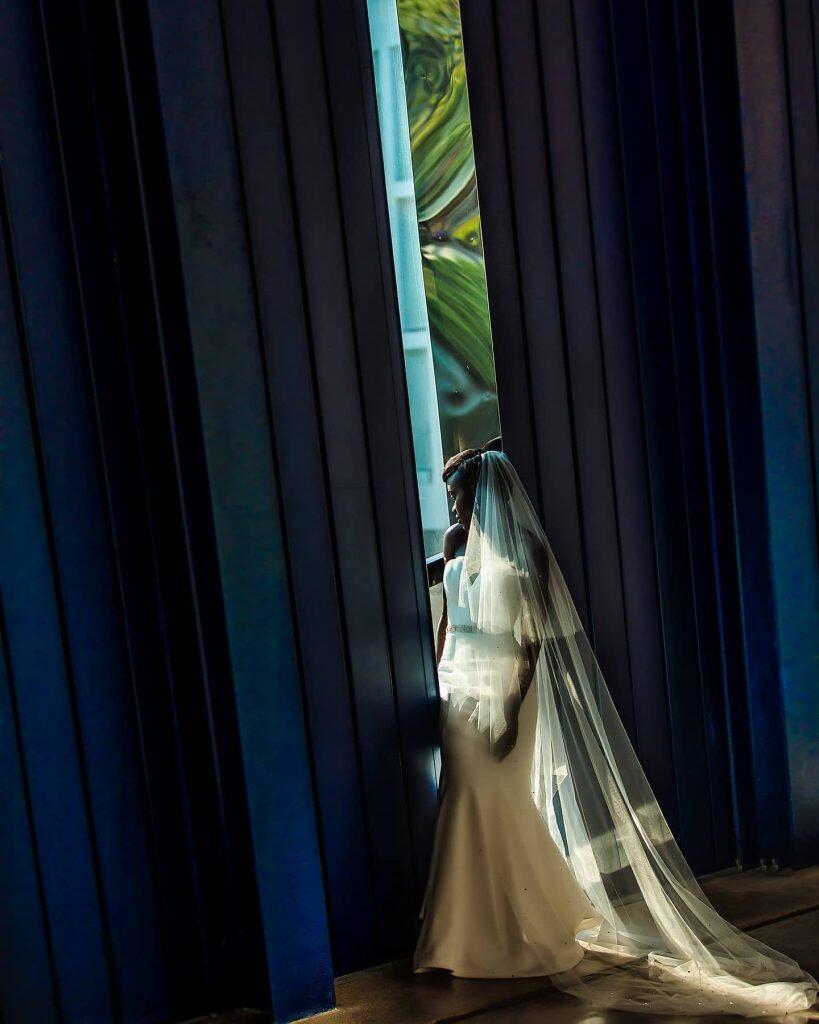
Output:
[{"xmin": 446, "ymin": 623, "xmax": 514, "ymax": 636}]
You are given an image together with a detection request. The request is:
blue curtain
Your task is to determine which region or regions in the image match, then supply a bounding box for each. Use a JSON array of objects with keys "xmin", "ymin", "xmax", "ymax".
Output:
[{"xmin": 1, "ymin": 1, "xmax": 816, "ymax": 1022}]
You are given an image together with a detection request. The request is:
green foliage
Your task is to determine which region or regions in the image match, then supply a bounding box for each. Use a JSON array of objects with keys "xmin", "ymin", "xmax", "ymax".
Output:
[
  {"xmin": 422, "ymin": 244, "xmax": 495, "ymax": 386},
  {"xmin": 398, "ymin": 0, "xmax": 496, "ymax": 392}
]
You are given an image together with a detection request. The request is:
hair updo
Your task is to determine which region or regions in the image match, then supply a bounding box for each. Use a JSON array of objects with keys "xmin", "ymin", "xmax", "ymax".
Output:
[{"xmin": 441, "ymin": 436, "xmax": 503, "ymax": 492}]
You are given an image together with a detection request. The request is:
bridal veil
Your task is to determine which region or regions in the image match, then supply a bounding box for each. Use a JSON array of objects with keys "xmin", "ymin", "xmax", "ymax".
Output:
[{"xmin": 451, "ymin": 449, "xmax": 817, "ymax": 1017}]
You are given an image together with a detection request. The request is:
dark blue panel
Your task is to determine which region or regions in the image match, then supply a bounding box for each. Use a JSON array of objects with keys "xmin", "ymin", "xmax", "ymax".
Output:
[
  {"xmin": 220, "ymin": 0, "xmax": 377, "ymax": 975},
  {"xmin": 73, "ymin": 0, "xmax": 251, "ymax": 1008},
  {"xmin": 0, "ymin": 604, "xmax": 58, "ymax": 1023},
  {"xmin": 18, "ymin": 237, "xmax": 171, "ymax": 1020},
  {"xmin": 697, "ymin": 0, "xmax": 792, "ymax": 863},
  {"xmin": 534, "ymin": 0, "xmax": 635, "ymax": 741},
  {"xmin": 781, "ymin": 0, "xmax": 819, "ymax": 520},
  {"xmin": 781, "ymin": 0, "xmax": 819, "ymax": 860},
  {"xmin": 456, "ymin": 0, "xmax": 548, "ymax": 513},
  {"xmin": 460, "ymin": 0, "xmax": 590, "ymax": 622},
  {"xmin": 271, "ymin": 0, "xmax": 418, "ymax": 960},
  {"xmin": 572, "ymin": 0, "xmax": 679, "ymax": 829},
  {"xmin": 670, "ymin": 0, "xmax": 751, "ymax": 867},
  {"xmin": 5, "ymin": 7, "xmax": 170, "ymax": 1016},
  {"xmin": 0, "ymin": 220, "xmax": 114, "ymax": 1021},
  {"xmin": 732, "ymin": 0, "xmax": 819, "ymax": 866},
  {"xmin": 608, "ymin": 0, "xmax": 715, "ymax": 872},
  {"xmin": 319, "ymin": 0, "xmax": 441, "ymax": 911},
  {"xmin": 644, "ymin": 0, "xmax": 735, "ymax": 867},
  {"xmin": 145, "ymin": 0, "xmax": 335, "ymax": 1016}
]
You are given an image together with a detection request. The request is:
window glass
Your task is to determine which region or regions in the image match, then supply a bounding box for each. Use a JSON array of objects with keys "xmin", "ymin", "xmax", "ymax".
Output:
[{"xmin": 367, "ymin": 0, "xmax": 502, "ymax": 558}]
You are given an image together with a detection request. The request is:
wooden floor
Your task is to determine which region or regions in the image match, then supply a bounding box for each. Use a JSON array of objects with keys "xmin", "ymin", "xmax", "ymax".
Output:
[{"xmin": 195, "ymin": 866, "xmax": 819, "ymax": 1024}]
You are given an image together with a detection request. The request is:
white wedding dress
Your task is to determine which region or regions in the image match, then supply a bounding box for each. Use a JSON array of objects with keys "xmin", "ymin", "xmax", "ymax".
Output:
[
  {"xmin": 413, "ymin": 452, "xmax": 816, "ymax": 1017},
  {"xmin": 413, "ymin": 543, "xmax": 601, "ymax": 978}
]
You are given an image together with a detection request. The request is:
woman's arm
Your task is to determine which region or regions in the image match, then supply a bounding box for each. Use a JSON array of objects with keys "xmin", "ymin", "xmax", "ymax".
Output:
[
  {"xmin": 517, "ymin": 636, "xmax": 542, "ymax": 702},
  {"xmin": 491, "ymin": 535, "xmax": 550, "ymax": 760},
  {"xmin": 435, "ymin": 522, "xmax": 466, "ymax": 665},
  {"xmin": 518, "ymin": 533, "xmax": 549, "ymax": 702},
  {"xmin": 435, "ymin": 589, "xmax": 448, "ymax": 665},
  {"xmin": 491, "ymin": 646, "xmax": 533, "ymax": 761}
]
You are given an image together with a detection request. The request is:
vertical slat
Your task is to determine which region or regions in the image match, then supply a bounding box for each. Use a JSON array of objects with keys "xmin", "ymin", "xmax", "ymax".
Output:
[
  {"xmin": 351, "ymin": 0, "xmax": 444, "ymax": 764},
  {"xmin": 782, "ymin": 0, "xmax": 819, "ymax": 544},
  {"xmin": 733, "ymin": 0, "xmax": 819, "ymax": 867},
  {"xmin": 115, "ymin": 0, "xmax": 308, "ymax": 1001},
  {"xmin": 461, "ymin": 0, "xmax": 590, "ymax": 625},
  {"xmin": 144, "ymin": 0, "xmax": 336, "ymax": 1016},
  {"xmin": 698, "ymin": 0, "xmax": 792, "ymax": 864},
  {"xmin": 0, "ymin": 452, "xmax": 58, "ymax": 1024},
  {"xmin": 665, "ymin": 0, "xmax": 742, "ymax": 867},
  {"xmin": 608, "ymin": 0, "xmax": 714, "ymax": 870},
  {"xmin": 20, "ymin": 4, "xmax": 175, "ymax": 1017},
  {"xmin": 80, "ymin": 0, "xmax": 252, "ymax": 1009},
  {"xmin": 644, "ymin": 0, "xmax": 734, "ymax": 867},
  {"xmin": 573, "ymin": 0, "xmax": 679, "ymax": 829},
  {"xmin": 319, "ymin": 0, "xmax": 441, "ymax": 905},
  {"xmin": 220, "ymin": 0, "xmax": 377, "ymax": 975},
  {"xmin": 269, "ymin": 0, "xmax": 419, "ymax": 959},
  {"xmin": 456, "ymin": 0, "xmax": 545, "ymax": 512},
  {"xmin": 534, "ymin": 0, "xmax": 635, "ymax": 737},
  {"xmin": 674, "ymin": 0, "xmax": 760, "ymax": 864},
  {"xmin": 0, "ymin": 189, "xmax": 115, "ymax": 1022}
]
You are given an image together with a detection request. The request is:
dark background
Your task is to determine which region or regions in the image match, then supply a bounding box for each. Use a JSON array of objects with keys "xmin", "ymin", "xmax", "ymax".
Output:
[{"xmin": 1, "ymin": 1, "xmax": 816, "ymax": 1022}]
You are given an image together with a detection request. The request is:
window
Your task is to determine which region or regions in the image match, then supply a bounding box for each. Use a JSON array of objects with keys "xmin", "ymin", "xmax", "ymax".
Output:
[{"xmin": 367, "ymin": 0, "xmax": 502, "ymax": 560}]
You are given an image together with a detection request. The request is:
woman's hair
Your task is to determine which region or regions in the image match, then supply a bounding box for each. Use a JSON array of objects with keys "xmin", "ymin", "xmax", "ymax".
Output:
[{"xmin": 442, "ymin": 436, "xmax": 503, "ymax": 491}]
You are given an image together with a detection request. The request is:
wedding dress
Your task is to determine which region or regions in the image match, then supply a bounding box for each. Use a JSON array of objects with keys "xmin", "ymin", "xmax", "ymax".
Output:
[
  {"xmin": 413, "ymin": 541, "xmax": 602, "ymax": 977},
  {"xmin": 413, "ymin": 450, "xmax": 817, "ymax": 1018}
]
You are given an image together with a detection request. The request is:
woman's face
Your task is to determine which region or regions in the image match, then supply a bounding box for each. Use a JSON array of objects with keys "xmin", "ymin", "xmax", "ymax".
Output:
[{"xmin": 448, "ymin": 473, "xmax": 475, "ymax": 532}]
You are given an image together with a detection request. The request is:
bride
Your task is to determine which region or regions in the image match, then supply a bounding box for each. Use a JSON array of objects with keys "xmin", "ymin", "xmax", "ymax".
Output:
[{"xmin": 413, "ymin": 443, "xmax": 817, "ymax": 1018}]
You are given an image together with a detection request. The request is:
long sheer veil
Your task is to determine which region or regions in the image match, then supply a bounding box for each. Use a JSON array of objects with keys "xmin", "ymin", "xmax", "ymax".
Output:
[{"xmin": 456, "ymin": 449, "xmax": 817, "ymax": 1017}]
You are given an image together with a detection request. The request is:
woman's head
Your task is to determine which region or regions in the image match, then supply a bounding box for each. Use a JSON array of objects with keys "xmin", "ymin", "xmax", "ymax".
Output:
[{"xmin": 442, "ymin": 437, "xmax": 502, "ymax": 532}]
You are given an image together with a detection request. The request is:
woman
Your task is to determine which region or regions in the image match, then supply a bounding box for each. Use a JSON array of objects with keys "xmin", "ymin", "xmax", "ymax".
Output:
[{"xmin": 414, "ymin": 444, "xmax": 817, "ymax": 1018}]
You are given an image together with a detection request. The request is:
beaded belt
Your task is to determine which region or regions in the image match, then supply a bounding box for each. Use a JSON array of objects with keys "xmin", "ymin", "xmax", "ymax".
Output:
[{"xmin": 446, "ymin": 623, "xmax": 513, "ymax": 636}]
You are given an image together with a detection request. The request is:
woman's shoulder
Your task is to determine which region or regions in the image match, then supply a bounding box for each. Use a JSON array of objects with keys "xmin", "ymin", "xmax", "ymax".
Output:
[{"xmin": 442, "ymin": 522, "xmax": 467, "ymax": 561}]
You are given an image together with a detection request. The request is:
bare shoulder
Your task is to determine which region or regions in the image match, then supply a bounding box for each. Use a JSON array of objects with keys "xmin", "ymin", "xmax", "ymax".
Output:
[{"xmin": 442, "ymin": 522, "xmax": 467, "ymax": 561}]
